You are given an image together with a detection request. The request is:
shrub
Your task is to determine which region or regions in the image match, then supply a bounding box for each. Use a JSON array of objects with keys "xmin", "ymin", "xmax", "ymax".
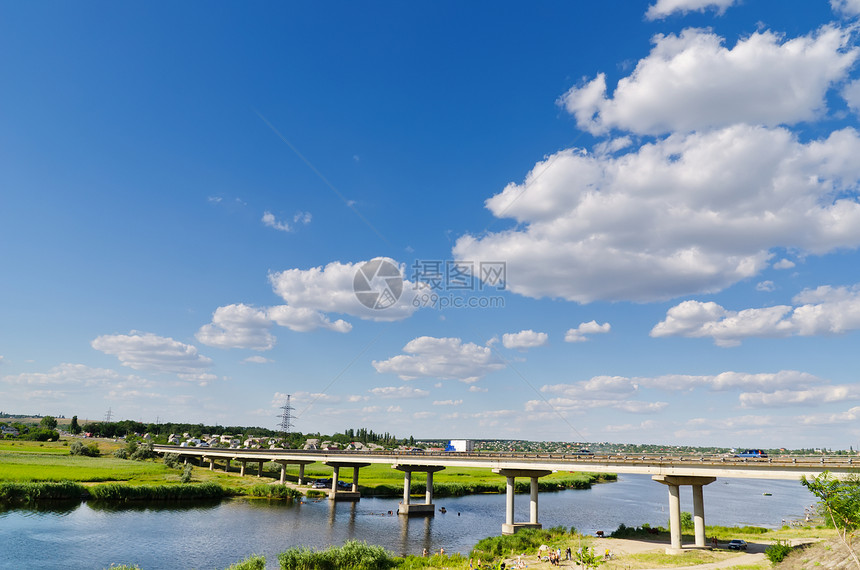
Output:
[
  {"xmin": 130, "ymin": 441, "xmax": 156, "ymax": 461},
  {"xmin": 247, "ymin": 484, "xmax": 302, "ymax": 500},
  {"xmin": 113, "ymin": 449, "xmax": 129, "ymax": 459},
  {"xmin": 0, "ymin": 481, "xmax": 86, "ymax": 505},
  {"xmin": 180, "ymin": 464, "xmax": 193, "ymax": 483},
  {"xmin": 69, "ymin": 441, "xmax": 100, "ymax": 457},
  {"xmin": 163, "ymin": 453, "xmax": 181, "ymax": 469},
  {"xmin": 278, "ymin": 540, "xmax": 396, "ymax": 570},
  {"xmin": 225, "ymin": 555, "xmax": 266, "ymax": 570},
  {"xmin": 88, "ymin": 483, "xmax": 225, "ymax": 502},
  {"xmin": 765, "ymin": 539, "xmax": 794, "ymax": 564}
]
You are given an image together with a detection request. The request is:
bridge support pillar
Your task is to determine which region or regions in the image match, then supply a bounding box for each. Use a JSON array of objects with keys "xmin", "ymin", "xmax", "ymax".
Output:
[
  {"xmin": 494, "ymin": 469, "xmax": 552, "ymax": 534},
  {"xmin": 225, "ymin": 459, "xmax": 231, "ymax": 472},
  {"xmin": 325, "ymin": 462, "xmax": 369, "ymax": 501},
  {"xmin": 653, "ymin": 476, "xmax": 716, "ymax": 553},
  {"xmin": 257, "ymin": 460, "xmax": 264, "ymax": 477},
  {"xmin": 278, "ymin": 461, "xmax": 287, "ymax": 484},
  {"xmin": 240, "ymin": 460, "xmax": 246, "ymax": 477},
  {"xmin": 298, "ymin": 463, "xmax": 305, "ymax": 485},
  {"xmin": 394, "ymin": 465, "xmax": 445, "ymax": 516},
  {"xmin": 207, "ymin": 457, "xmax": 214, "ymax": 471}
]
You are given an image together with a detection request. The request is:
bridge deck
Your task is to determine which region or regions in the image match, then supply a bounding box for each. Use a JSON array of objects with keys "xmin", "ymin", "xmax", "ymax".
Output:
[{"xmin": 153, "ymin": 445, "xmax": 858, "ymax": 480}]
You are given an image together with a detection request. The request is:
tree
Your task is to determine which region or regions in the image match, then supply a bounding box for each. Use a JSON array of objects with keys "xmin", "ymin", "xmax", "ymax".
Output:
[
  {"xmin": 802, "ymin": 472, "xmax": 860, "ymax": 568},
  {"xmin": 40, "ymin": 416, "xmax": 58, "ymax": 430},
  {"xmin": 70, "ymin": 416, "xmax": 81, "ymax": 435}
]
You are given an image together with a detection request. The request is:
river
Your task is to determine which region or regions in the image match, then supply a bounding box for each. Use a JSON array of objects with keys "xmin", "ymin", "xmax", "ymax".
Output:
[{"xmin": 0, "ymin": 474, "xmax": 815, "ymax": 569}]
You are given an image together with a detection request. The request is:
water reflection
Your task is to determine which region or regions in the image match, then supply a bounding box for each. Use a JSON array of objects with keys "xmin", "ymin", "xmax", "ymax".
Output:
[
  {"xmin": 0, "ymin": 475, "xmax": 816, "ymax": 570},
  {"xmin": 86, "ymin": 498, "xmax": 222, "ymax": 512}
]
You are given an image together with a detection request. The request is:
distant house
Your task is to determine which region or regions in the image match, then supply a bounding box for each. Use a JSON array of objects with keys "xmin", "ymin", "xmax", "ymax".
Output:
[{"xmin": 1, "ymin": 425, "xmax": 19, "ymax": 437}]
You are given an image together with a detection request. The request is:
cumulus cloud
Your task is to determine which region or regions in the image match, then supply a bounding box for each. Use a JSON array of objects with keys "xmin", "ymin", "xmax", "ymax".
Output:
[
  {"xmin": 2, "ymin": 363, "xmax": 151, "ymax": 388},
  {"xmin": 262, "ymin": 211, "xmax": 293, "ymax": 232},
  {"xmin": 454, "ymin": 125, "xmax": 860, "ymax": 303},
  {"xmin": 741, "ymin": 384, "xmax": 860, "ymax": 408},
  {"xmin": 196, "ymin": 304, "xmax": 275, "ymax": 351},
  {"xmin": 645, "ymin": 0, "xmax": 737, "ymax": 19},
  {"xmin": 832, "ymin": 0, "xmax": 860, "ymax": 17},
  {"xmin": 652, "ymin": 284, "xmax": 860, "ymax": 345},
  {"xmin": 372, "ymin": 336, "xmax": 506, "ymax": 383},
  {"xmin": 560, "ymin": 26, "xmax": 857, "ymax": 135},
  {"xmin": 368, "ymin": 386, "xmax": 430, "ymax": 399},
  {"xmin": 243, "ymin": 355, "xmax": 271, "ymax": 364},
  {"xmin": 501, "ymin": 329, "xmax": 548, "ymax": 350},
  {"xmin": 433, "ymin": 399, "xmax": 463, "ymax": 406},
  {"xmin": 269, "ymin": 259, "xmax": 419, "ymax": 322},
  {"xmin": 267, "ymin": 305, "xmax": 352, "ymax": 333},
  {"xmin": 756, "ymin": 281, "xmax": 776, "ymax": 292},
  {"xmin": 773, "ymin": 258, "xmax": 796, "ymax": 269},
  {"xmin": 525, "ymin": 397, "xmax": 668, "ymax": 414},
  {"xmin": 92, "ymin": 332, "xmax": 213, "ymax": 377},
  {"xmin": 565, "ymin": 321, "xmax": 611, "ymax": 342}
]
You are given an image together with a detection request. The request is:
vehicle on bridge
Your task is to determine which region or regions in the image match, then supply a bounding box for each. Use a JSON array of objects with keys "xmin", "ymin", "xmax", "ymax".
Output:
[{"xmin": 734, "ymin": 449, "xmax": 767, "ymax": 458}]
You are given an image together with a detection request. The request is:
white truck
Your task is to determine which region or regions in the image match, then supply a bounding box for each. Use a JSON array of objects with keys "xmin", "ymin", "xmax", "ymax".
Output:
[{"xmin": 444, "ymin": 439, "xmax": 474, "ymax": 452}]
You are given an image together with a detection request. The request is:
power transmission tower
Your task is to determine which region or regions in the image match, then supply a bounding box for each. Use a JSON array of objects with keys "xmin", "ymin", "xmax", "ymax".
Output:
[
  {"xmin": 278, "ymin": 395, "xmax": 294, "ymax": 437},
  {"xmin": 104, "ymin": 407, "xmax": 113, "ymax": 422}
]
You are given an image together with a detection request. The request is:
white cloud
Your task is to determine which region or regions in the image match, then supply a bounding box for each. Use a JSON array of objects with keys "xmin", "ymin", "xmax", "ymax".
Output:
[
  {"xmin": 741, "ymin": 384, "xmax": 860, "ymax": 408},
  {"xmin": 652, "ymin": 284, "xmax": 860, "ymax": 345},
  {"xmin": 560, "ymin": 26, "xmax": 857, "ymax": 135},
  {"xmin": 454, "ymin": 126, "xmax": 860, "ymax": 303},
  {"xmin": 798, "ymin": 406, "xmax": 860, "ymax": 426},
  {"xmin": 525, "ymin": 397, "xmax": 668, "ymax": 414},
  {"xmin": 269, "ymin": 259, "xmax": 419, "ymax": 322},
  {"xmin": 196, "ymin": 304, "xmax": 275, "ymax": 351},
  {"xmin": 756, "ymin": 280, "xmax": 775, "ymax": 292},
  {"xmin": 433, "ymin": 399, "xmax": 463, "ymax": 406},
  {"xmin": 2, "ymin": 363, "xmax": 151, "ymax": 388},
  {"xmin": 92, "ymin": 332, "xmax": 213, "ymax": 376},
  {"xmin": 469, "ymin": 385, "xmax": 488, "ymax": 393},
  {"xmin": 773, "ymin": 258, "xmax": 796, "ymax": 269},
  {"xmin": 501, "ymin": 329, "xmax": 548, "ymax": 350},
  {"xmin": 541, "ymin": 370, "xmax": 825, "ymax": 402},
  {"xmin": 565, "ymin": 321, "xmax": 611, "ymax": 342},
  {"xmin": 372, "ymin": 336, "xmax": 506, "ymax": 383},
  {"xmin": 844, "ymin": 79, "xmax": 860, "ymax": 116},
  {"xmin": 262, "ymin": 211, "xmax": 292, "ymax": 232},
  {"xmin": 645, "ymin": 0, "xmax": 736, "ymax": 20},
  {"xmin": 368, "ymin": 386, "xmax": 430, "ymax": 399},
  {"xmin": 243, "ymin": 355, "xmax": 272, "ymax": 364},
  {"xmin": 267, "ymin": 305, "xmax": 352, "ymax": 333},
  {"xmin": 293, "ymin": 211, "xmax": 312, "ymax": 225},
  {"xmin": 832, "ymin": 0, "xmax": 860, "ymax": 17}
]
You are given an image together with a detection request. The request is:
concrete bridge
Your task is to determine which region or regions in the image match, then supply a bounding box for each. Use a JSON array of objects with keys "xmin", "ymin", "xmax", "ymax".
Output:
[{"xmin": 153, "ymin": 445, "xmax": 857, "ymax": 553}]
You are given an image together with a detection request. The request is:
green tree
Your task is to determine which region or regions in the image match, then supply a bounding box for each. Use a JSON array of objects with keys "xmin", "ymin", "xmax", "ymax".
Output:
[
  {"xmin": 69, "ymin": 415, "xmax": 81, "ymax": 435},
  {"xmin": 40, "ymin": 416, "xmax": 58, "ymax": 430},
  {"xmin": 802, "ymin": 472, "xmax": 860, "ymax": 568}
]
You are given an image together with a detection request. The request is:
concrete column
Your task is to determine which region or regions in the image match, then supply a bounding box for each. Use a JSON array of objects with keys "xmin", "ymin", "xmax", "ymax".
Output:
[
  {"xmin": 505, "ymin": 476, "xmax": 515, "ymax": 526},
  {"xmin": 352, "ymin": 466, "xmax": 360, "ymax": 492},
  {"xmin": 258, "ymin": 460, "xmax": 264, "ymax": 477},
  {"xmin": 279, "ymin": 463, "xmax": 286, "ymax": 484},
  {"xmin": 402, "ymin": 470, "xmax": 412, "ymax": 505},
  {"xmin": 693, "ymin": 484, "xmax": 706, "ymax": 547},
  {"xmin": 240, "ymin": 461, "xmax": 246, "ymax": 477},
  {"xmin": 426, "ymin": 471, "xmax": 434, "ymax": 505},
  {"xmin": 208, "ymin": 458, "xmax": 214, "ymax": 471},
  {"xmin": 667, "ymin": 484, "xmax": 682, "ymax": 551},
  {"xmin": 331, "ymin": 465, "xmax": 340, "ymax": 495},
  {"xmin": 298, "ymin": 464, "xmax": 305, "ymax": 485},
  {"xmin": 225, "ymin": 459, "xmax": 231, "ymax": 472},
  {"xmin": 529, "ymin": 477, "xmax": 539, "ymax": 524}
]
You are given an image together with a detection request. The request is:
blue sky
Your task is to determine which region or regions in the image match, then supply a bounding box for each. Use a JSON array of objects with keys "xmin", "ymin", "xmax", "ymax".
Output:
[{"xmin": 4, "ymin": 0, "xmax": 860, "ymax": 449}]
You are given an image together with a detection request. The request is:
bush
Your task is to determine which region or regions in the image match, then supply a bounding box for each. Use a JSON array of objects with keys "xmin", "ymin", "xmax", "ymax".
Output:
[
  {"xmin": 130, "ymin": 441, "xmax": 156, "ymax": 461},
  {"xmin": 69, "ymin": 441, "xmax": 100, "ymax": 457},
  {"xmin": 163, "ymin": 453, "xmax": 181, "ymax": 469},
  {"xmin": 225, "ymin": 555, "xmax": 266, "ymax": 570},
  {"xmin": 88, "ymin": 483, "xmax": 225, "ymax": 502},
  {"xmin": 180, "ymin": 464, "xmax": 193, "ymax": 483},
  {"xmin": 113, "ymin": 449, "xmax": 129, "ymax": 459},
  {"xmin": 0, "ymin": 481, "xmax": 86, "ymax": 505},
  {"xmin": 765, "ymin": 539, "xmax": 794, "ymax": 563},
  {"xmin": 247, "ymin": 484, "xmax": 302, "ymax": 500},
  {"xmin": 278, "ymin": 540, "xmax": 395, "ymax": 570}
]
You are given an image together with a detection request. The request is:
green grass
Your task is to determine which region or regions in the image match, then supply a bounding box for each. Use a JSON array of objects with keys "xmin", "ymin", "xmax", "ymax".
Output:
[{"xmin": 0, "ymin": 452, "xmax": 175, "ymax": 482}]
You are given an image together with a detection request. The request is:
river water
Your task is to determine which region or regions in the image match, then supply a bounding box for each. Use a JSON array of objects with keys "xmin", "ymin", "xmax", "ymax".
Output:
[{"xmin": 0, "ymin": 474, "xmax": 815, "ymax": 570}]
